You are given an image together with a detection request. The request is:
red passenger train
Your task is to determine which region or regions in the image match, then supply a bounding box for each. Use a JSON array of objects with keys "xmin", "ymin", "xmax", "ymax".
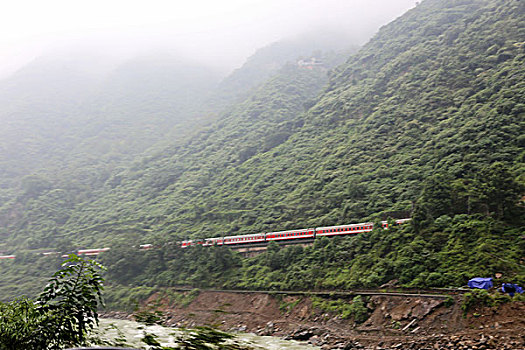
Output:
[
  {"xmin": 0, "ymin": 219, "xmax": 410, "ymax": 260},
  {"xmin": 181, "ymin": 218, "xmax": 410, "ymax": 248}
]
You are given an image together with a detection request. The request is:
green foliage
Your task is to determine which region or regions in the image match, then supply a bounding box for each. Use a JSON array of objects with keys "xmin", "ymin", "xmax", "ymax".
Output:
[
  {"xmin": 443, "ymin": 296, "xmax": 455, "ymax": 308},
  {"xmin": 103, "ymin": 285, "xmax": 157, "ymax": 312},
  {"xmin": 0, "ymin": 297, "xmax": 43, "ymax": 349},
  {"xmin": 461, "ymin": 289, "xmax": 513, "ymax": 316},
  {"xmin": 0, "ymin": 255, "xmax": 104, "ymax": 349},
  {"xmin": 277, "ymin": 295, "xmax": 302, "ymax": 314},
  {"xmin": 94, "ymin": 213, "xmax": 523, "ymax": 292},
  {"xmin": 345, "ymin": 296, "xmax": 369, "ymax": 324},
  {"xmin": 311, "ymin": 295, "xmax": 369, "ymax": 323},
  {"xmin": 462, "ymin": 289, "xmax": 493, "ymax": 315},
  {"xmin": 166, "ymin": 289, "xmax": 201, "ymax": 308}
]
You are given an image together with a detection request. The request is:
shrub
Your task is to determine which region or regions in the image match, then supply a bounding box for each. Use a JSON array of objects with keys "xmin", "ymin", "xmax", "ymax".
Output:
[{"xmin": 0, "ymin": 255, "xmax": 105, "ymax": 349}]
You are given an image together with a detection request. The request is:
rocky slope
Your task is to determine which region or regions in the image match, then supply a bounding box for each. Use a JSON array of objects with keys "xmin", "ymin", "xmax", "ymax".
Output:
[{"xmin": 113, "ymin": 290, "xmax": 525, "ymax": 350}]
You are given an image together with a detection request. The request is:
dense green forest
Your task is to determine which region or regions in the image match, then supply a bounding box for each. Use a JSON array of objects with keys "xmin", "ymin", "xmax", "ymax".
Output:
[{"xmin": 0, "ymin": 0, "xmax": 524, "ymax": 300}]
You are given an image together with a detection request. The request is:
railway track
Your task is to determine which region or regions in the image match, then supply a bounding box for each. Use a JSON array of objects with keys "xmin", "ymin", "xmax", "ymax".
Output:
[{"xmin": 164, "ymin": 286, "xmax": 467, "ymax": 299}]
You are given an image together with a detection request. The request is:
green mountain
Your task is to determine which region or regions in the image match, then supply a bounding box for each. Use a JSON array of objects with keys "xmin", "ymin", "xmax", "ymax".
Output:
[
  {"xmin": 55, "ymin": 0, "xmax": 524, "ymax": 241},
  {"xmin": 214, "ymin": 31, "xmax": 357, "ymax": 105},
  {"xmin": 95, "ymin": 0, "xmax": 524, "ymax": 292},
  {"xmin": 0, "ymin": 0, "xmax": 523, "ymax": 297},
  {"xmin": 0, "ymin": 34, "xmax": 354, "ymax": 248},
  {"xmin": 0, "ymin": 55, "xmax": 221, "ymax": 214}
]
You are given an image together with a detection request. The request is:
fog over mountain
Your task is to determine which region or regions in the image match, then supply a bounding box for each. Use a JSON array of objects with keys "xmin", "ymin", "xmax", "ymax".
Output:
[{"xmin": 1, "ymin": 0, "xmax": 417, "ymax": 78}]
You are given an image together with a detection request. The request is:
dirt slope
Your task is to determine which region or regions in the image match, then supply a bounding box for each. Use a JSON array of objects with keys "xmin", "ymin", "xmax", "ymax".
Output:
[{"xmin": 107, "ymin": 290, "xmax": 524, "ymax": 349}]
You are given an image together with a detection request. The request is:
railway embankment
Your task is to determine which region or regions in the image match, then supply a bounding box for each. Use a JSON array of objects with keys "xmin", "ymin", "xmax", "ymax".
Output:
[{"xmin": 104, "ymin": 288, "xmax": 524, "ymax": 349}]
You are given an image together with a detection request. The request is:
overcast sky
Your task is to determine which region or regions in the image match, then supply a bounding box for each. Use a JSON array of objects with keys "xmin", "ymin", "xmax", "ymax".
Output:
[{"xmin": 0, "ymin": 0, "xmax": 417, "ymax": 78}]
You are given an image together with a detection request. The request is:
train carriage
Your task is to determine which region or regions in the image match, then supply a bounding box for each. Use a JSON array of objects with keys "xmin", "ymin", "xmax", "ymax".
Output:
[
  {"xmin": 181, "ymin": 240, "xmax": 194, "ymax": 248},
  {"xmin": 265, "ymin": 228, "xmax": 315, "ymax": 242},
  {"xmin": 77, "ymin": 248, "xmax": 110, "ymax": 256},
  {"xmin": 0, "ymin": 255, "xmax": 15, "ymax": 260},
  {"xmin": 381, "ymin": 218, "xmax": 412, "ymax": 229},
  {"xmin": 203, "ymin": 237, "xmax": 224, "ymax": 246},
  {"xmin": 223, "ymin": 233, "xmax": 266, "ymax": 245},
  {"xmin": 315, "ymin": 222, "xmax": 374, "ymax": 237}
]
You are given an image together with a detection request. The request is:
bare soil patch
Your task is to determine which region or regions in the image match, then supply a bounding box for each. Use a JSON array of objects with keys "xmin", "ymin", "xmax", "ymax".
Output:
[{"xmin": 106, "ymin": 290, "xmax": 524, "ymax": 349}]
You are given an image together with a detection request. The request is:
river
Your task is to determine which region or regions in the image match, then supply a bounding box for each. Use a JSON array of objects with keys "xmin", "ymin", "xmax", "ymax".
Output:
[{"xmin": 95, "ymin": 318, "xmax": 320, "ymax": 349}]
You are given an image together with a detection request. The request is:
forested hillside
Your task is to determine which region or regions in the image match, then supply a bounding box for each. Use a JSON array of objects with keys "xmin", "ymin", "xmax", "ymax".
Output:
[
  {"xmin": 0, "ymin": 0, "xmax": 523, "ymax": 298},
  {"xmin": 0, "ymin": 38, "xmax": 349, "ymax": 247},
  {"xmin": 47, "ymin": 0, "xmax": 524, "ymax": 241},
  {"xmin": 0, "ymin": 55, "xmax": 220, "ymax": 220},
  {"xmin": 96, "ymin": 0, "xmax": 524, "ymax": 291}
]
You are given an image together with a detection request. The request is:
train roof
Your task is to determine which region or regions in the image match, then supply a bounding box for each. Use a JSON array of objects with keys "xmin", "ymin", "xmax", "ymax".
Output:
[
  {"xmin": 315, "ymin": 222, "xmax": 373, "ymax": 230},
  {"xmin": 223, "ymin": 232, "xmax": 265, "ymax": 240},
  {"xmin": 267, "ymin": 228, "xmax": 312, "ymax": 235}
]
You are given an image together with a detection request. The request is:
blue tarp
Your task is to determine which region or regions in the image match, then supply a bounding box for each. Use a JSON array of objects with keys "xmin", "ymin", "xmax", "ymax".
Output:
[
  {"xmin": 468, "ymin": 277, "xmax": 493, "ymax": 290},
  {"xmin": 501, "ymin": 283, "xmax": 524, "ymax": 297}
]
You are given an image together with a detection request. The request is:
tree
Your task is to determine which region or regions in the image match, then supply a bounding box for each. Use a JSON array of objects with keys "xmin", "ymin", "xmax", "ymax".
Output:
[
  {"xmin": 478, "ymin": 162, "xmax": 523, "ymax": 220},
  {"xmin": 0, "ymin": 255, "xmax": 105, "ymax": 349}
]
